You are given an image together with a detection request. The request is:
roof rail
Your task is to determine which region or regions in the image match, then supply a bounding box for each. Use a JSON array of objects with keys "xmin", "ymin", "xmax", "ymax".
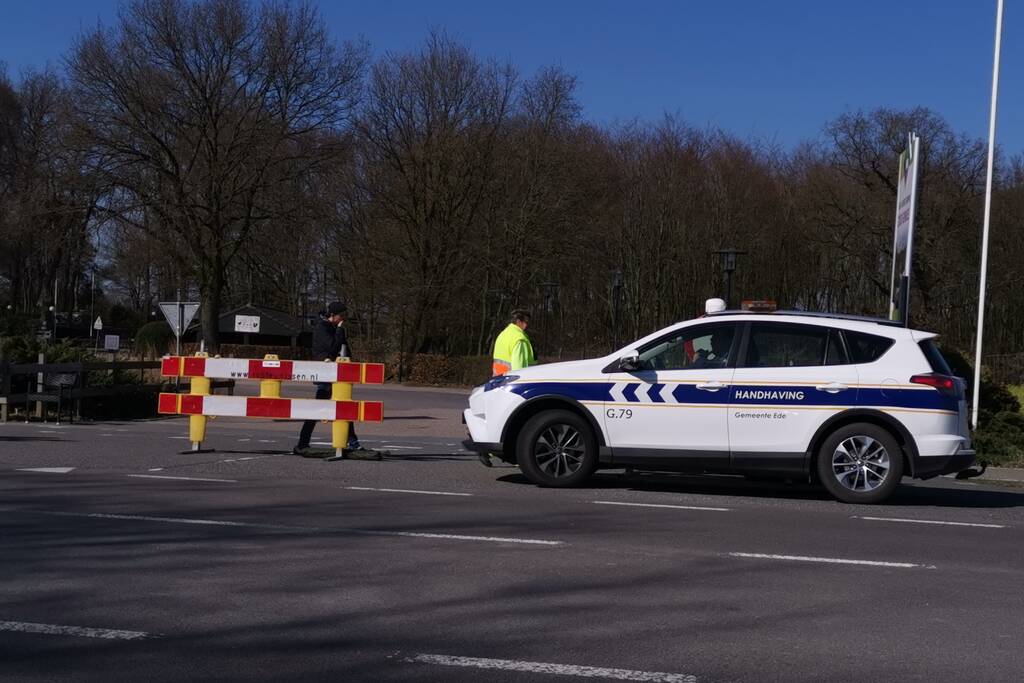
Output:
[{"xmin": 705, "ymin": 309, "xmax": 904, "ymax": 327}]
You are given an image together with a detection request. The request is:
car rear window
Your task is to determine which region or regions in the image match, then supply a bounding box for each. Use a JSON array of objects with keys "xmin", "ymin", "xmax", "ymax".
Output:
[
  {"xmin": 844, "ymin": 331, "xmax": 895, "ymax": 364},
  {"xmin": 918, "ymin": 339, "xmax": 953, "ymax": 374}
]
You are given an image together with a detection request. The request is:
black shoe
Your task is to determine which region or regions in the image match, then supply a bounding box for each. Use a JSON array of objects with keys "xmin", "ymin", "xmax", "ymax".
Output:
[
  {"xmin": 477, "ymin": 452, "xmax": 493, "ymax": 468},
  {"xmin": 292, "ymin": 446, "xmax": 310, "ymax": 456},
  {"xmin": 346, "ymin": 447, "xmax": 383, "ymax": 461}
]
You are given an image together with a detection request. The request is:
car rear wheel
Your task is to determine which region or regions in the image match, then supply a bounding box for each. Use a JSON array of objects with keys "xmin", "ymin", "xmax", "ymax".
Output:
[
  {"xmin": 816, "ymin": 423, "xmax": 904, "ymax": 504},
  {"xmin": 516, "ymin": 409, "xmax": 598, "ymax": 487}
]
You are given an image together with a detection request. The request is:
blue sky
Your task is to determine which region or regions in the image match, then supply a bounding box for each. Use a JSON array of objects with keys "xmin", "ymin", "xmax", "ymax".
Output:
[{"xmin": 2, "ymin": 0, "xmax": 1019, "ymax": 153}]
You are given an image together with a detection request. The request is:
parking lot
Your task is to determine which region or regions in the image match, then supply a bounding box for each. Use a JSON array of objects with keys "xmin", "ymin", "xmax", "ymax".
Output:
[{"xmin": 2, "ymin": 384, "xmax": 1023, "ymax": 682}]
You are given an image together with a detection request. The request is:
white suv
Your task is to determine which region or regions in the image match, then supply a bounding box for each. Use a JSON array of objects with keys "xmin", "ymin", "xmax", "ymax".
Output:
[{"xmin": 464, "ymin": 309, "xmax": 975, "ymax": 504}]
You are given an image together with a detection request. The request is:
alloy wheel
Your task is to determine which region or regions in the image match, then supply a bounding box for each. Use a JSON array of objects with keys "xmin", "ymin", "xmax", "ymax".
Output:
[
  {"xmin": 533, "ymin": 423, "xmax": 585, "ymax": 478},
  {"xmin": 831, "ymin": 435, "xmax": 891, "ymax": 492}
]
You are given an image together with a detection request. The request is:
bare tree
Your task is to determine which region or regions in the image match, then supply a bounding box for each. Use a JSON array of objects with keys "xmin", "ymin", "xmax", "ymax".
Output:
[
  {"xmin": 356, "ymin": 32, "xmax": 516, "ymax": 354},
  {"xmin": 68, "ymin": 0, "xmax": 367, "ymax": 349}
]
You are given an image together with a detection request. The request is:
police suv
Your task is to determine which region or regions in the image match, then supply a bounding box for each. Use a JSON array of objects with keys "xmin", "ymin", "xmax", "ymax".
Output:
[{"xmin": 464, "ymin": 302, "xmax": 975, "ymax": 504}]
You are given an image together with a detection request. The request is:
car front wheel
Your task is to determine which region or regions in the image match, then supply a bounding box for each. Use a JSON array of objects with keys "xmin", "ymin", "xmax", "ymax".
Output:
[
  {"xmin": 816, "ymin": 423, "xmax": 904, "ymax": 504},
  {"xmin": 516, "ymin": 409, "xmax": 598, "ymax": 487}
]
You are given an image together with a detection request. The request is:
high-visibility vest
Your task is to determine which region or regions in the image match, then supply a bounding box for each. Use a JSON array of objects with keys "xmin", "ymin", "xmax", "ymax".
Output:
[{"xmin": 492, "ymin": 323, "xmax": 535, "ymax": 376}]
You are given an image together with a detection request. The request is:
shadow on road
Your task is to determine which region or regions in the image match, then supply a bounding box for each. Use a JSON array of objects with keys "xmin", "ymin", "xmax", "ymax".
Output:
[
  {"xmin": 382, "ymin": 453, "xmax": 478, "ymax": 462},
  {"xmin": 495, "ymin": 470, "xmax": 1024, "ymax": 508},
  {"xmin": 0, "ymin": 436, "xmax": 69, "ymax": 443}
]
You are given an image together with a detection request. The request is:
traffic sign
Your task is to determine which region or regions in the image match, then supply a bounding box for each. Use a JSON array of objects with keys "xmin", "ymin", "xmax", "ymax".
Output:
[
  {"xmin": 159, "ymin": 300, "xmax": 200, "ymax": 356},
  {"xmin": 93, "ymin": 316, "xmax": 103, "ymax": 331},
  {"xmin": 159, "ymin": 302, "xmax": 200, "ymax": 337}
]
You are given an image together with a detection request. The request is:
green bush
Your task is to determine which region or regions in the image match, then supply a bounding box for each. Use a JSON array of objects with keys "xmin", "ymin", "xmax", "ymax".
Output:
[
  {"xmin": 0, "ymin": 336, "xmax": 83, "ymax": 363},
  {"xmin": 973, "ymin": 411, "xmax": 1024, "ymax": 467},
  {"xmin": 1008, "ymin": 385, "xmax": 1024, "ymax": 413},
  {"xmin": 941, "ymin": 348, "xmax": 1021, "ymax": 414},
  {"xmin": 135, "ymin": 321, "xmax": 174, "ymax": 358}
]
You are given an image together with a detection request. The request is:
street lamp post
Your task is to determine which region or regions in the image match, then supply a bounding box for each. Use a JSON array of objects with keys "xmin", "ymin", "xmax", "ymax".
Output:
[
  {"xmin": 714, "ymin": 247, "xmax": 747, "ymax": 309},
  {"xmin": 540, "ymin": 281, "xmax": 559, "ymax": 357},
  {"xmin": 611, "ymin": 270, "xmax": 623, "ymax": 350}
]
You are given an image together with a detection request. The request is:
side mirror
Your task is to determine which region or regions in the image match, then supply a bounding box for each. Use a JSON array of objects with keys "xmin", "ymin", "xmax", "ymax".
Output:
[{"xmin": 618, "ymin": 353, "xmax": 641, "ymax": 372}]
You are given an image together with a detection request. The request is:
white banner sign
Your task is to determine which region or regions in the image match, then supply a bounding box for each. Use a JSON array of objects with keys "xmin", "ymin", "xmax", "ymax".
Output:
[
  {"xmin": 103, "ymin": 334, "xmax": 120, "ymax": 351},
  {"xmin": 234, "ymin": 315, "xmax": 261, "ymax": 334},
  {"xmin": 889, "ymin": 132, "xmax": 920, "ymax": 323}
]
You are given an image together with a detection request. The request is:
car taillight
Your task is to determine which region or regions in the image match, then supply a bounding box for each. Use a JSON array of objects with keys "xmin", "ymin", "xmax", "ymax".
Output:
[{"xmin": 910, "ymin": 373, "xmax": 956, "ymax": 395}]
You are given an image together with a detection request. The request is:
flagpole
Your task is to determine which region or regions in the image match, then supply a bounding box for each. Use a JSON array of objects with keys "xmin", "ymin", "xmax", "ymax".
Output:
[{"xmin": 972, "ymin": 0, "xmax": 1004, "ymax": 429}]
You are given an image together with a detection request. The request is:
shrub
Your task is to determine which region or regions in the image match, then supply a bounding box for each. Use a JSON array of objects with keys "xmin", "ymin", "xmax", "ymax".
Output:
[
  {"xmin": 941, "ymin": 348, "xmax": 1021, "ymax": 414},
  {"xmin": 1008, "ymin": 385, "xmax": 1024, "ymax": 413},
  {"xmin": 0, "ymin": 336, "xmax": 83, "ymax": 363},
  {"xmin": 134, "ymin": 321, "xmax": 175, "ymax": 358},
  {"xmin": 404, "ymin": 354, "xmax": 491, "ymax": 386},
  {"xmin": 973, "ymin": 411, "xmax": 1024, "ymax": 467}
]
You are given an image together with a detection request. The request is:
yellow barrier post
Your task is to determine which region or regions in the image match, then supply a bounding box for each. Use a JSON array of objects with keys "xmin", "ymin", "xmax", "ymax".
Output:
[
  {"xmin": 259, "ymin": 354, "xmax": 282, "ymax": 399},
  {"xmin": 188, "ymin": 351, "xmax": 210, "ymax": 451},
  {"xmin": 330, "ymin": 357, "xmax": 353, "ymax": 460}
]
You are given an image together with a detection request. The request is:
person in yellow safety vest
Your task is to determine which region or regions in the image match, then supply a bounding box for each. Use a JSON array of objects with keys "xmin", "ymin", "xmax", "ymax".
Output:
[
  {"xmin": 491, "ymin": 309, "xmax": 536, "ymax": 377},
  {"xmin": 481, "ymin": 310, "xmax": 535, "ymax": 468}
]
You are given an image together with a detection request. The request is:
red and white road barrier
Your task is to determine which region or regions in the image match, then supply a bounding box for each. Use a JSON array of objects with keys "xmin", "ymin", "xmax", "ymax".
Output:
[
  {"xmin": 157, "ymin": 354, "xmax": 386, "ymax": 455},
  {"xmin": 157, "ymin": 393, "xmax": 383, "ymax": 422},
  {"xmin": 160, "ymin": 356, "xmax": 385, "ymax": 384}
]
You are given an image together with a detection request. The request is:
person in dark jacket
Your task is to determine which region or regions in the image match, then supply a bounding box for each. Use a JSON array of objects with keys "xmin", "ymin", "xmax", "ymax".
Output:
[{"xmin": 293, "ymin": 301, "xmax": 379, "ymax": 459}]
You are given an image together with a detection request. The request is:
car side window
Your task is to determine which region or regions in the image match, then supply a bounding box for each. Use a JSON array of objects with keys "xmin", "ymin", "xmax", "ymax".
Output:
[
  {"xmin": 637, "ymin": 324, "xmax": 736, "ymax": 371},
  {"xmin": 745, "ymin": 323, "xmax": 832, "ymax": 368},
  {"xmin": 824, "ymin": 329, "xmax": 849, "ymax": 366},
  {"xmin": 845, "ymin": 331, "xmax": 895, "ymax": 364}
]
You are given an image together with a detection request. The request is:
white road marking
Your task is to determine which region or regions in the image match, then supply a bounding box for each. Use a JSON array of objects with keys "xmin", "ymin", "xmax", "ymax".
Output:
[
  {"xmin": 168, "ymin": 436, "xmax": 189, "ymax": 440},
  {"xmin": 257, "ymin": 439, "xmax": 275, "ymax": 443},
  {"xmin": 126, "ymin": 474, "xmax": 237, "ymax": 483},
  {"xmin": 16, "ymin": 467, "xmax": 75, "ymax": 474},
  {"xmin": 345, "ymin": 486, "xmax": 472, "ymax": 497},
  {"xmin": 404, "ymin": 654, "xmax": 696, "ymax": 682},
  {"xmin": 101, "ymin": 433, "xmax": 114, "ymax": 437},
  {"xmin": 237, "ymin": 438, "xmax": 251, "ymax": 442},
  {"xmin": 855, "ymin": 515, "xmax": 1005, "ymax": 529},
  {"xmin": 148, "ymin": 468, "xmax": 164, "ymax": 472},
  {"xmin": 729, "ymin": 552, "xmax": 934, "ymax": 569},
  {"xmin": 38, "ymin": 431, "xmax": 57, "ymax": 434},
  {"xmin": 593, "ymin": 500, "xmax": 729, "ymax": 512},
  {"xmin": 24, "ymin": 510, "xmax": 563, "ymax": 546},
  {"xmin": 237, "ymin": 457, "xmax": 253, "ymax": 461},
  {"xmin": 0, "ymin": 620, "xmax": 153, "ymax": 641}
]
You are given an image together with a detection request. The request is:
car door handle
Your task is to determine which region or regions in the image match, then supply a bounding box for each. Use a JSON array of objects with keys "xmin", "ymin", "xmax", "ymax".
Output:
[
  {"xmin": 815, "ymin": 382, "xmax": 849, "ymax": 393},
  {"xmin": 695, "ymin": 381, "xmax": 727, "ymax": 391}
]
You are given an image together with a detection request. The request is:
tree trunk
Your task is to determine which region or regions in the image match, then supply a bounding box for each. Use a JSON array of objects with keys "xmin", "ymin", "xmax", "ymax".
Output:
[{"xmin": 200, "ymin": 266, "xmax": 224, "ymax": 353}]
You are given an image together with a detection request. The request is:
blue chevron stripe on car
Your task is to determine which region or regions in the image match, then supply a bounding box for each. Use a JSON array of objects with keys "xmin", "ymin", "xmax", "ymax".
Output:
[{"xmin": 508, "ymin": 381, "xmax": 957, "ymax": 412}]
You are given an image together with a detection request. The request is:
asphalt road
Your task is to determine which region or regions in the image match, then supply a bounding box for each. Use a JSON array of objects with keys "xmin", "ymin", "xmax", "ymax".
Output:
[{"xmin": 2, "ymin": 388, "xmax": 1024, "ymax": 682}]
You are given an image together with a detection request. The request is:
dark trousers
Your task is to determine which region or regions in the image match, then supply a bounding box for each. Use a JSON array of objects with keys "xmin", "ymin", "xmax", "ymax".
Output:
[{"xmin": 297, "ymin": 382, "xmax": 358, "ymax": 449}]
